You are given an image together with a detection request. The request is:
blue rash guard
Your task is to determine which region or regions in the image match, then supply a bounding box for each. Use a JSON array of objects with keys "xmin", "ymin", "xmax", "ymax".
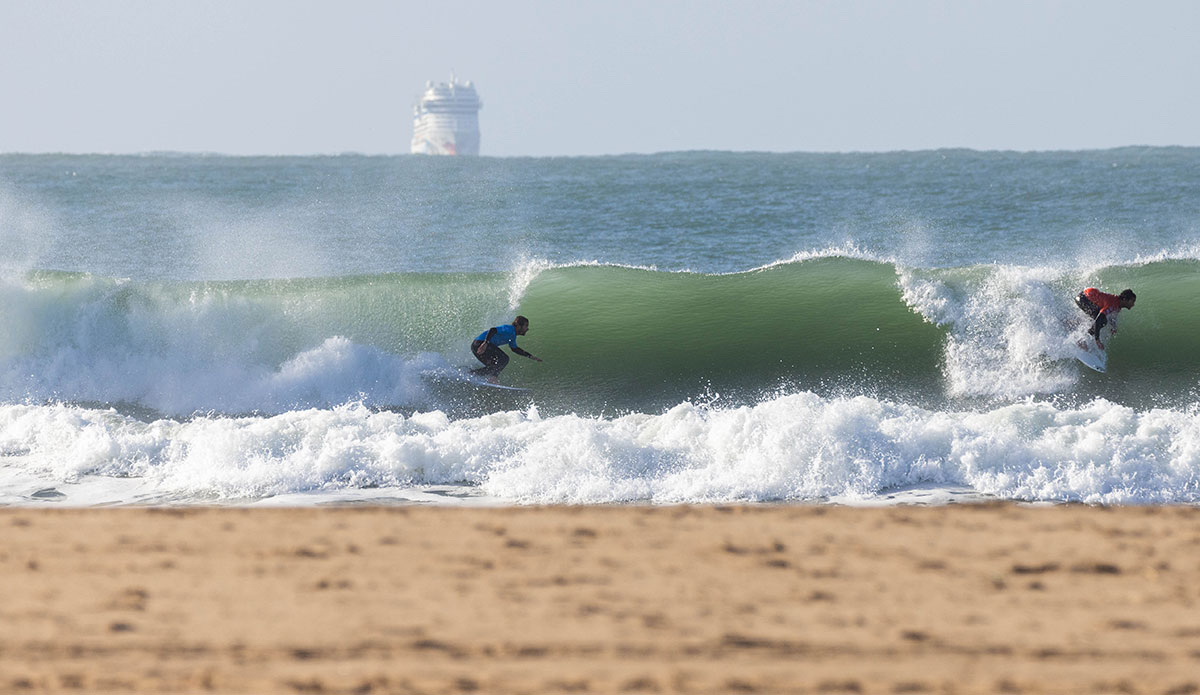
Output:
[{"xmin": 475, "ymin": 324, "xmax": 520, "ymax": 350}]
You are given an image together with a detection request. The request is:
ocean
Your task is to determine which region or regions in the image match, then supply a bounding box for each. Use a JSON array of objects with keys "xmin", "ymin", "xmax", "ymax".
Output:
[{"xmin": 1, "ymin": 149, "xmax": 1198, "ymax": 506}]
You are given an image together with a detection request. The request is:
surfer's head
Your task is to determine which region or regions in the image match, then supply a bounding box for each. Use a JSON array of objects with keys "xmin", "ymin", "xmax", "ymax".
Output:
[
  {"xmin": 514, "ymin": 316, "xmax": 530, "ymax": 335},
  {"xmin": 1118, "ymin": 289, "xmax": 1136, "ymax": 309}
]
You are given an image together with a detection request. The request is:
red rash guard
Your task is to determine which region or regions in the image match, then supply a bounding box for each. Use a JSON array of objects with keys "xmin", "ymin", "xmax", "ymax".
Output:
[{"xmin": 1082, "ymin": 288, "xmax": 1121, "ymax": 315}]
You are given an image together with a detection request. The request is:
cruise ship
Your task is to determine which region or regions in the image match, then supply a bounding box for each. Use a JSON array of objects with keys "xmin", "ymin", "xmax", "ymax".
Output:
[{"xmin": 411, "ymin": 74, "xmax": 482, "ymax": 156}]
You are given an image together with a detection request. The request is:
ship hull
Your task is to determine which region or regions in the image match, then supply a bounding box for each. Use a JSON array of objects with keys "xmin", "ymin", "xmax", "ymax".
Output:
[{"xmin": 411, "ymin": 125, "xmax": 480, "ymax": 156}]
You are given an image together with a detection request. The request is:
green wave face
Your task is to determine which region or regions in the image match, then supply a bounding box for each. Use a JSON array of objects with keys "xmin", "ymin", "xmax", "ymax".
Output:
[
  {"xmin": 1082, "ymin": 260, "xmax": 1200, "ymax": 402},
  {"xmin": 6, "ymin": 257, "xmax": 1200, "ymax": 416},
  {"xmin": 514, "ymin": 260, "xmax": 946, "ymax": 411},
  {"xmin": 510, "ymin": 257, "xmax": 1200, "ymax": 412}
]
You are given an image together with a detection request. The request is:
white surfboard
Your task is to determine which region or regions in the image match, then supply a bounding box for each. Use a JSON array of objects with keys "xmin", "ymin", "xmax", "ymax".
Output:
[
  {"xmin": 460, "ymin": 367, "xmax": 532, "ymax": 392},
  {"xmin": 468, "ymin": 379, "xmax": 531, "ymax": 392},
  {"xmin": 424, "ymin": 367, "xmax": 532, "ymax": 392},
  {"xmin": 1075, "ymin": 338, "xmax": 1107, "ymax": 373},
  {"xmin": 1075, "ymin": 316, "xmax": 1115, "ymax": 373}
]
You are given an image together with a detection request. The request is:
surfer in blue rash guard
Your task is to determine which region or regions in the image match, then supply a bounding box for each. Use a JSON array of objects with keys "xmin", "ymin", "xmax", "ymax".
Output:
[{"xmin": 471, "ymin": 316, "xmax": 542, "ymax": 383}]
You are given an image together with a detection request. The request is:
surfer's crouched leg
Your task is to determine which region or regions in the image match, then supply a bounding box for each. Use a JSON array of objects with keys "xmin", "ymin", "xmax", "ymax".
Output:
[
  {"xmin": 1075, "ymin": 293, "xmax": 1103, "ymax": 336},
  {"xmin": 471, "ymin": 340, "xmax": 509, "ymax": 377}
]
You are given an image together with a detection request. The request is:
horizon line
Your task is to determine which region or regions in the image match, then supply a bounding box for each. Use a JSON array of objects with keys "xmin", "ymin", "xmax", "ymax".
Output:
[{"xmin": 2, "ymin": 144, "xmax": 1195, "ymax": 159}]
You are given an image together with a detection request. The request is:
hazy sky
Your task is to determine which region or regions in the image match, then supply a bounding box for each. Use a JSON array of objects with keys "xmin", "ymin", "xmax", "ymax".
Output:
[{"xmin": 2, "ymin": 0, "xmax": 1196, "ymax": 156}]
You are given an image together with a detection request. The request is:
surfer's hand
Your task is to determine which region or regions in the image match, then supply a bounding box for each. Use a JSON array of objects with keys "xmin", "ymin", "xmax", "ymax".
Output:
[
  {"xmin": 531, "ymin": 356, "xmax": 543, "ymax": 363},
  {"xmin": 476, "ymin": 345, "xmax": 486, "ymax": 355}
]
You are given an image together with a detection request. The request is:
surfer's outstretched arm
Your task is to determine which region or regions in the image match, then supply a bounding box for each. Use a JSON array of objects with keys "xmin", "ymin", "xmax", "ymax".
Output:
[{"xmin": 512, "ymin": 347, "xmax": 543, "ymax": 363}]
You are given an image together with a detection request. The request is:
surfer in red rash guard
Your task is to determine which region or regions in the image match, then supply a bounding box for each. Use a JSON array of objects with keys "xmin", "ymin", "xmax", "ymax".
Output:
[{"xmin": 1074, "ymin": 288, "xmax": 1136, "ymax": 349}]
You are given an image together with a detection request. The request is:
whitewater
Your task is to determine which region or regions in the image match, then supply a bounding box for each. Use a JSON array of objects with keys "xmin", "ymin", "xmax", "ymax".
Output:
[{"xmin": 1, "ymin": 149, "xmax": 1198, "ymax": 506}]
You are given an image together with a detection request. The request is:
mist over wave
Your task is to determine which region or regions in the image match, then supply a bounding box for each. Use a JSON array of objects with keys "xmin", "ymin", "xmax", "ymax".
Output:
[{"xmin": 0, "ymin": 270, "xmax": 524, "ymax": 415}]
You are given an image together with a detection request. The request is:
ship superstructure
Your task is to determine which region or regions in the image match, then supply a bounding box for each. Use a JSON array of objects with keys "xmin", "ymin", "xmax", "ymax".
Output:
[{"xmin": 411, "ymin": 74, "xmax": 482, "ymax": 155}]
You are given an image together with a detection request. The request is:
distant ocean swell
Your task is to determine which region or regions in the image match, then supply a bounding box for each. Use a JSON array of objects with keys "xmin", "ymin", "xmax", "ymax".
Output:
[{"xmin": 2, "ymin": 255, "xmax": 1197, "ymax": 416}]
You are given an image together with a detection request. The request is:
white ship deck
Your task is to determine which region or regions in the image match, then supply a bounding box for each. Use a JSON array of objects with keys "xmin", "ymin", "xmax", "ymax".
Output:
[{"xmin": 412, "ymin": 75, "xmax": 482, "ymax": 156}]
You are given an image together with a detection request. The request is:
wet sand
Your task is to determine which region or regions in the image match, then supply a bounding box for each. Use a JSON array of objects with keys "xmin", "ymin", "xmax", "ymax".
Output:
[{"xmin": 3, "ymin": 504, "xmax": 1200, "ymax": 694}]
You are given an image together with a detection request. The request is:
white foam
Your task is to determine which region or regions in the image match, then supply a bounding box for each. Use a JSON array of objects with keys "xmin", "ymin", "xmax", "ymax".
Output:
[
  {"xmin": 897, "ymin": 263, "xmax": 1104, "ymax": 398},
  {"xmin": 2, "ymin": 393, "xmax": 1198, "ymax": 506}
]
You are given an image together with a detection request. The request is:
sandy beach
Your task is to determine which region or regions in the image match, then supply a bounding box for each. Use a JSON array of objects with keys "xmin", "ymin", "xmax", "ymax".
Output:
[{"xmin": 3, "ymin": 503, "xmax": 1200, "ymax": 694}]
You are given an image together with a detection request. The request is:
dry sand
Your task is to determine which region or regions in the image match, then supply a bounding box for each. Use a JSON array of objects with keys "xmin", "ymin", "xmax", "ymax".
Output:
[{"xmin": 3, "ymin": 504, "xmax": 1200, "ymax": 694}]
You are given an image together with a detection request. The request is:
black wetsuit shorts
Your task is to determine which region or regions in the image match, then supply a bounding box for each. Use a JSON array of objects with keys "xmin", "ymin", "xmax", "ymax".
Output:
[
  {"xmin": 1075, "ymin": 292, "xmax": 1108, "ymax": 336},
  {"xmin": 471, "ymin": 339, "xmax": 509, "ymax": 377}
]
